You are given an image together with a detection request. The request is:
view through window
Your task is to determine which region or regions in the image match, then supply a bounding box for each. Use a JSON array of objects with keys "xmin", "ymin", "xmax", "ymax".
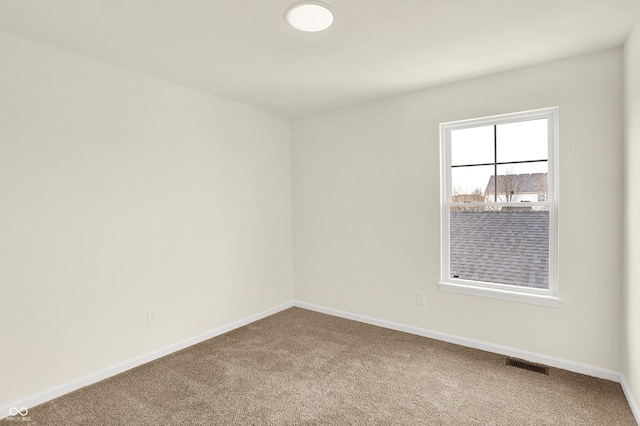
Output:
[{"xmin": 440, "ymin": 108, "xmax": 558, "ymax": 305}]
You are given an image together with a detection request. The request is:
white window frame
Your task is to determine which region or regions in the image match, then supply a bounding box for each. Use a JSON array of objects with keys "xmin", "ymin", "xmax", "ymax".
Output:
[{"xmin": 439, "ymin": 107, "xmax": 559, "ymax": 307}]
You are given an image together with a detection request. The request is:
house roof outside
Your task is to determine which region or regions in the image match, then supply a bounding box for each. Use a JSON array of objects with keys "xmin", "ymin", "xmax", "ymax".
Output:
[
  {"xmin": 484, "ymin": 173, "xmax": 547, "ymax": 195},
  {"xmin": 449, "ymin": 210, "xmax": 549, "ymax": 289}
]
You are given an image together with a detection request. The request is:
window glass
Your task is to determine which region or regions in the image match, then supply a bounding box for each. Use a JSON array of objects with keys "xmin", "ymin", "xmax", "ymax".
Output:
[
  {"xmin": 449, "ymin": 205, "xmax": 550, "ymax": 289},
  {"xmin": 496, "ymin": 119, "xmax": 548, "ymax": 163},
  {"xmin": 451, "ymin": 165, "xmax": 493, "ymax": 202},
  {"xmin": 451, "ymin": 125, "xmax": 494, "ymax": 166},
  {"xmin": 494, "ymin": 163, "xmax": 548, "ymax": 203},
  {"xmin": 440, "ymin": 107, "xmax": 558, "ymax": 305}
]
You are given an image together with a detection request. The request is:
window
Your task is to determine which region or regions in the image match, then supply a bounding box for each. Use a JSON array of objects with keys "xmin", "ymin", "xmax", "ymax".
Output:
[{"xmin": 439, "ymin": 108, "xmax": 559, "ymax": 306}]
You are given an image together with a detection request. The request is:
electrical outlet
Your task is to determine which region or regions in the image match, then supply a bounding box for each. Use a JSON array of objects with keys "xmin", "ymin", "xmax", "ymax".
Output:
[
  {"xmin": 416, "ymin": 292, "xmax": 426, "ymax": 306},
  {"xmin": 147, "ymin": 310, "xmax": 158, "ymax": 326}
]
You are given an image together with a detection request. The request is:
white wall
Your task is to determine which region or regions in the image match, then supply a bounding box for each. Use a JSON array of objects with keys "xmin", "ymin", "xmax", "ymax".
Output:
[
  {"xmin": 0, "ymin": 31, "xmax": 293, "ymax": 407},
  {"xmin": 293, "ymin": 48, "xmax": 624, "ymax": 371},
  {"xmin": 624, "ymin": 20, "xmax": 640, "ymax": 413}
]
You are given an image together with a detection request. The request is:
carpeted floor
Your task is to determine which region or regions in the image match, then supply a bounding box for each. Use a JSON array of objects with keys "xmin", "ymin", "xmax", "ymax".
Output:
[{"xmin": 3, "ymin": 307, "xmax": 636, "ymax": 425}]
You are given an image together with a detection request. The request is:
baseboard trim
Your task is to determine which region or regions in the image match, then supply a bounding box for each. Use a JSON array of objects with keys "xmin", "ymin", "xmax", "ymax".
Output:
[
  {"xmin": 1, "ymin": 301, "xmax": 294, "ymax": 419},
  {"xmin": 4, "ymin": 300, "xmax": 638, "ymax": 425},
  {"xmin": 295, "ymin": 300, "xmax": 640, "ymax": 423},
  {"xmin": 620, "ymin": 375, "xmax": 640, "ymax": 425},
  {"xmin": 294, "ymin": 301, "xmax": 622, "ymax": 381}
]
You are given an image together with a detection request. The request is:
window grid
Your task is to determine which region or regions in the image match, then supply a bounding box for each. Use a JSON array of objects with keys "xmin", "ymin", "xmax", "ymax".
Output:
[{"xmin": 439, "ymin": 108, "xmax": 559, "ymax": 307}]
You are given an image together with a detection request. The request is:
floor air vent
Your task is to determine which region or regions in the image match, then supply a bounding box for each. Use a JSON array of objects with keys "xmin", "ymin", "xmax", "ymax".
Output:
[{"xmin": 505, "ymin": 358, "xmax": 549, "ymax": 375}]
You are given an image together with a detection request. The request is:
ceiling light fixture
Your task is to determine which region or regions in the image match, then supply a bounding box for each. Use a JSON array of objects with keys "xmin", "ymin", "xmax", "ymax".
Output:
[{"xmin": 286, "ymin": 1, "xmax": 334, "ymax": 32}]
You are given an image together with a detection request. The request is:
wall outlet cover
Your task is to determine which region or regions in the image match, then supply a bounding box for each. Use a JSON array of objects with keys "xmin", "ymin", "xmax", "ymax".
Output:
[{"xmin": 147, "ymin": 310, "xmax": 158, "ymax": 326}]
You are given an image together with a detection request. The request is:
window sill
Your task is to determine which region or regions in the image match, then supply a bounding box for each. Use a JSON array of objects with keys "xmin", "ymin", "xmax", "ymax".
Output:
[{"xmin": 438, "ymin": 281, "xmax": 561, "ymax": 307}]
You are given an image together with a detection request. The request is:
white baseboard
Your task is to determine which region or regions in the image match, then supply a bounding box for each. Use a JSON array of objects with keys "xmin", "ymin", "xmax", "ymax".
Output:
[
  {"xmin": 0, "ymin": 301, "xmax": 294, "ymax": 419},
  {"xmin": 294, "ymin": 301, "xmax": 640, "ymax": 423},
  {"xmin": 294, "ymin": 301, "xmax": 622, "ymax": 380},
  {"xmin": 620, "ymin": 375, "xmax": 640, "ymax": 425},
  {"xmin": 3, "ymin": 299, "xmax": 639, "ymax": 425}
]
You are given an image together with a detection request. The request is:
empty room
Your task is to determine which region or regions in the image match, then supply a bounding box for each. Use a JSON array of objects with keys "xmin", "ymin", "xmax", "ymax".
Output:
[{"xmin": 2, "ymin": 0, "xmax": 640, "ymax": 424}]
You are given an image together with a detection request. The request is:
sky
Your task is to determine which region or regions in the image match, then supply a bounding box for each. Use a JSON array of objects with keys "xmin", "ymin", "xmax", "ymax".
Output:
[{"xmin": 450, "ymin": 118, "xmax": 548, "ymax": 196}]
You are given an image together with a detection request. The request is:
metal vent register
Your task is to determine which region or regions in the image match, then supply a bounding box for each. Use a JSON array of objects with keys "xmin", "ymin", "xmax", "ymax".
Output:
[{"xmin": 505, "ymin": 358, "xmax": 549, "ymax": 375}]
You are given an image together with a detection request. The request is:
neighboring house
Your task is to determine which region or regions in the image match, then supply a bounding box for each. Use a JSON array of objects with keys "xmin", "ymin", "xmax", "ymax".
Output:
[{"xmin": 484, "ymin": 173, "xmax": 548, "ymax": 203}]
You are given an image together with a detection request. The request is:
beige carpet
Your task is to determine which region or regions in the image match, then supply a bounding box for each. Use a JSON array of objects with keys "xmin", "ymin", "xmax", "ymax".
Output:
[{"xmin": 2, "ymin": 307, "xmax": 636, "ymax": 425}]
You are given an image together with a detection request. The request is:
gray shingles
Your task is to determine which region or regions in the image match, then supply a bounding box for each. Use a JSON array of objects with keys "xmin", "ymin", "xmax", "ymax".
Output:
[{"xmin": 450, "ymin": 211, "xmax": 549, "ymax": 289}]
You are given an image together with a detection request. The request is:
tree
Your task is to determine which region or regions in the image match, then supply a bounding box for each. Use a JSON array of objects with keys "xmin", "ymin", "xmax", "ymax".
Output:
[
  {"xmin": 452, "ymin": 186, "xmax": 484, "ymax": 202},
  {"xmin": 451, "ymin": 186, "xmax": 484, "ymax": 211},
  {"xmin": 498, "ymin": 167, "xmax": 522, "ymax": 202}
]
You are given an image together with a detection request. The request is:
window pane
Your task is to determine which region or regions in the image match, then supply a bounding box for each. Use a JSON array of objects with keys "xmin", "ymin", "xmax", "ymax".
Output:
[
  {"xmin": 449, "ymin": 206, "xmax": 549, "ymax": 289},
  {"xmin": 451, "ymin": 125, "xmax": 494, "ymax": 166},
  {"xmin": 496, "ymin": 119, "xmax": 547, "ymax": 163},
  {"xmin": 490, "ymin": 163, "xmax": 548, "ymax": 203},
  {"xmin": 451, "ymin": 165, "xmax": 494, "ymax": 202}
]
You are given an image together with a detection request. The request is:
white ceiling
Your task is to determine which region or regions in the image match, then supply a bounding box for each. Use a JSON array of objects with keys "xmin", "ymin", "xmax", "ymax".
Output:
[{"xmin": 1, "ymin": 0, "xmax": 639, "ymax": 117}]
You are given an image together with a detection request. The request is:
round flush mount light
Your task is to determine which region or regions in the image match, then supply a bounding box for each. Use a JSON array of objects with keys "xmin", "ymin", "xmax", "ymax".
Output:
[{"xmin": 286, "ymin": 1, "xmax": 334, "ymax": 32}]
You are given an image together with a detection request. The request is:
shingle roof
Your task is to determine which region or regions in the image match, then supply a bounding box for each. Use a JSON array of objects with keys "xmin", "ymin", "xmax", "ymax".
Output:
[
  {"xmin": 449, "ymin": 211, "xmax": 549, "ymax": 289},
  {"xmin": 484, "ymin": 173, "xmax": 547, "ymax": 195}
]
